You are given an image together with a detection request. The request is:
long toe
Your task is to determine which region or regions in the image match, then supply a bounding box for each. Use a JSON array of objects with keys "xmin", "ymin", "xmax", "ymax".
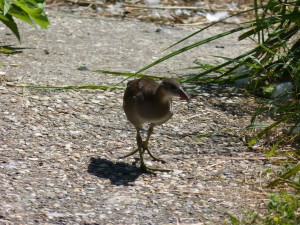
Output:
[
  {"xmin": 119, "ymin": 148, "xmax": 139, "ymax": 159},
  {"xmin": 140, "ymin": 163, "xmax": 171, "ymax": 173},
  {"xmin": 146, "ymin": 149, "xmax": 166, "ymax": 163}
]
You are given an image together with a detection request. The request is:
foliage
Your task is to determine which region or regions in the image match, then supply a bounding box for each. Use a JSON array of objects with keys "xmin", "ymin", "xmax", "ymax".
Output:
[
  {"xmin": 226, "ymin": 193, "xmax": 300, "ymax": 225},
  {"xmin": 0, "ymin": 0, "xmax": 50, "ymax": 41},
  {"xmin": 265, "ymin": 193, "xmax": 300, "ymax": 225}
]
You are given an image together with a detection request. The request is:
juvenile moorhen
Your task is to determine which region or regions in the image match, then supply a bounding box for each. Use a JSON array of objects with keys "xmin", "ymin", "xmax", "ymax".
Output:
[{"xmin": 122, "ymin": 77, "xmax": 189, "ymax": 172}]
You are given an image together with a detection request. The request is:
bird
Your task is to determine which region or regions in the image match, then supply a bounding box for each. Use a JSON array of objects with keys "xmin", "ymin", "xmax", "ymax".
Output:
[{"xmin": 122, "ymin": 77, "xmax": 189, "ymax": 173}]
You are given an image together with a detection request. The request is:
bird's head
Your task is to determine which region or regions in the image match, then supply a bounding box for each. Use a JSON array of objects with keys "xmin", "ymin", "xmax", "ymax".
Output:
[{"xmin": 161, "ymin": 78, "xmax": 189, "ymax": 102}]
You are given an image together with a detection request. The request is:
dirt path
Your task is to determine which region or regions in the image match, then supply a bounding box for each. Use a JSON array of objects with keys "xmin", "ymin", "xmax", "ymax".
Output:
[{"xmin": 1, "ymin": 11, "xmax": 272, "ymax": 224}]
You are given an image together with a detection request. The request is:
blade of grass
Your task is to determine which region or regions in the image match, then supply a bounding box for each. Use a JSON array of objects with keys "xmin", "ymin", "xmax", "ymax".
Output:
[
  {"xmin": 93, "ymin": 69, "xmax": 162, "ymax": 80},
  {"xmin": 267, "ymin": 140, "xmax": 282, "ymax": 158},
  {"xmin": 268, "ymin": 163, "xmax": 300, "ymax": 187},
  {"xmin": 250, "ymin": 106, "xmax": 269, "ymax": 125},
  {"xmin": 288, "ymin": 131, "xmax": 300, "ymax": 142},
  {"xmin": 253, "ymin": 0, "xmax": 261, "ymax": 43},
  {"xmin": 248, "ymin": 115, "xmax": 290, "ymax": 146},
  {"xmin": 185, "ymin": 63, "xmax": 228, "ymax": 74},
  {"xmin": 246, "ymin": 124, "xmax": 272, "ymax": 129},
  {"xmin": 250, "ymin": 37, "xmax": 280, "ymax": 57},
  {"xmin": 117, "ymin": 12, "xmax": 295, "ymax": 84},
  {"xmin": 182, "ymin": 47, "xmax": 259, "ymax": 83},
  {"xmin": 195, "ymin": 128, "xmax": 242, "ymax": 139},
  {"xmin": 10, "ymin": 84, "xmax": 125, "ymax": 90},
  {"xmin": 135, "ymin": 25, "xmax": 253, "ymax": 76}
]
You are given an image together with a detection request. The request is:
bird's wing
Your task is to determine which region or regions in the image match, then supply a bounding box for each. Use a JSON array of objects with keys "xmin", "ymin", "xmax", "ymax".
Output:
[
  {"xmin": 136, "ymin": 78, "xmax": 159, "ymax": 100},
  {"xmin": 125, "ymin": 78, "xmax": 160, "ymax": 104}
]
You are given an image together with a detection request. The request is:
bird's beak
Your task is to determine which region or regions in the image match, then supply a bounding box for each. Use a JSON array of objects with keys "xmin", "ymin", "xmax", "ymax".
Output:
[{"xmin": 178, "ymin": 88, "xmax": 190, "ymax": 102}]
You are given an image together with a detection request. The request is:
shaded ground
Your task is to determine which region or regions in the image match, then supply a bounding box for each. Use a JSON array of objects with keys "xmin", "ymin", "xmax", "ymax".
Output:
[{"xmin": 0, "ymin": 10, "xmax": 276, "ymax": 224}]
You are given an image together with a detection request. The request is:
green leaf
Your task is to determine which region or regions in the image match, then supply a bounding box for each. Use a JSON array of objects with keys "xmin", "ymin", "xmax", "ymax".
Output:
[
  {"xmin": 262, "ymin": 85, "xmax": 276, "ymax": 98},
  {"xmin": 8, "ymin": 4, "xmax": 33, "ymax": 25},
  {"xmin": 0, "ymin": 13, "xmax": 20, "ymax": 41},
  {"xmin": 1, "ymin": 0, "xmax": 11, "ymax": 15},
  {"xmin": 13, "ymin": 0, "xmax": 50, "ymax": 28}
]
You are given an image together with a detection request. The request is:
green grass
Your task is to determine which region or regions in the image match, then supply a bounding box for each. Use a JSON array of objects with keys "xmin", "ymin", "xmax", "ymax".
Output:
[{"xmin": 226, "ymin": 192, "xmax": 300, "ymax": 225}]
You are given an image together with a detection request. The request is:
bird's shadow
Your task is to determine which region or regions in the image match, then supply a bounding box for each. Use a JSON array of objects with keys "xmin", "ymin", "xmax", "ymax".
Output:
[{"xmin": 87, "ymin": 157, "xmax": 141, "ymax": 186}]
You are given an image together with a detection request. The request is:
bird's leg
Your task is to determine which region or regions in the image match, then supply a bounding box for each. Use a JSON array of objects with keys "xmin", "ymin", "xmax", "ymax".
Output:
[
  {"xmin": 136, "ymin": 130, "xmax": 152, "ymax": 173},
  {"xmin": 142, "ymin": 124, "xmax": 165, "ymax": 162},
  {"xmin": 119, "ymin": 127, "xmax": 170, "ymax": 173},
  {"xmin": 120, "ymin": 125, "xmax": 164, "ymax": 162},
  {"xmin": 136, "ymin": 129, "xmax": 171, "ymax": 173},
  {"xmin": 136, "ymin": 130, "xmax": 145, "ymax": 165}
]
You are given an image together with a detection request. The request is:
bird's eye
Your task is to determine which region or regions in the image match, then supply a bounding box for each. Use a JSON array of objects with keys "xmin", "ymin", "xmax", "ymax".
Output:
[{"xmin": 170, "ymin": 84, "xmax": 177, "ymax": 90}]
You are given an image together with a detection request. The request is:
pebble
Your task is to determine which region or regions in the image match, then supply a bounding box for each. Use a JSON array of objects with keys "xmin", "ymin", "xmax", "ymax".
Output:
[
  {"xmin": 72, "ymin": 153, "xmax": 81, "ymax": 159},
  {"xmin": 10, "ymin": 98, "xmax": 18, "ymax": 103},
  {"xmin": 46, "ymin": 212, "xmax": 66, "ymax": 218}
]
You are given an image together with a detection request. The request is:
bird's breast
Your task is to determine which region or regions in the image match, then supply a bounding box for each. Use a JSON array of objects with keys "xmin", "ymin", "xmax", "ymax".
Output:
[{"xmin": 137, "ymin": 100, "xmax": 173, "ymax": 124}]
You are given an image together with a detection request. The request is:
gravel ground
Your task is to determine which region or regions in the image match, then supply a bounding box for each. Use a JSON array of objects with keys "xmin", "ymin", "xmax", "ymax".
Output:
[{"xmin": 1, "ymin": 11, "xmax": 276, "ymax": 224}]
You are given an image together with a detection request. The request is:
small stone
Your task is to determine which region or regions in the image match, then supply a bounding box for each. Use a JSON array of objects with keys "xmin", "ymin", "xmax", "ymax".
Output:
[
  {"xmin": 10, "ymin": 98, "xmax": 17, "ymax": 103},
  {"xmin": 82, "ymin": 203, "xmax": 91, "ymax": 208},
  {"xmin": 34, "ymin": 133, "xmax": 43, "ymax": 137},
  {"xmin": 172, "ymin": 169, "xmax": 183, "ymax": 175},
  {"xmin": 46, "ymin": 212, "xmax": 65, "ymax": 218},
  {"xmin": 73, "ymin": 188, "xmax": 80, "ymax": 192},
  {"xmin": 72, "ymin": 153, "xmax": 80, "ymax": 159}
]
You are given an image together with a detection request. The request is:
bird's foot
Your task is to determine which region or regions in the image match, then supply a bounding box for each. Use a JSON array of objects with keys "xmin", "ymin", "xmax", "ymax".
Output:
[
  {"xmin": 120, "ymin": 144, "xmax": 166, "ymax": 164},
  {"xmin": 140, "ymin": 163, "xmax": 171, "ymax": 174},
  {"xmin": 119, "ymin": 148, "xmax": 139, "ymax": 159}
]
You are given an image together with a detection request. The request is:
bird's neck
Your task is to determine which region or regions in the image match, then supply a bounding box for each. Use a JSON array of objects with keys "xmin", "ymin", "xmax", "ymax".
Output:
[{"xmin": 155, "ymin": 85, "xmax": 172, "ymax": 103}]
